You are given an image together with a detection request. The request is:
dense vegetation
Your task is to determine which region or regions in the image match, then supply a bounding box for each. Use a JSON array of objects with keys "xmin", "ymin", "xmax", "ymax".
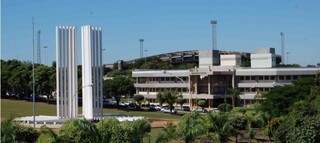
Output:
[{"xmin": 1, "ymin": 118, "xmax": 151, "ymax": 143}]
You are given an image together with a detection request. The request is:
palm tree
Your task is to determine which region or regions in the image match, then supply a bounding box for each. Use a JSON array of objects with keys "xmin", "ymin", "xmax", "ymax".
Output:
[
  {"xmin": 155, "ymin": 124, "xmax": 178, "ymax": 143},
  {"xmin": 178, "ymin": 112, "xmax": 206, "ymax": 143},
  {"xmin": 129, "ymin": 119, "xmax": 151, "ymax": 143},
  {"xmin": 176, "ymin": 94, "xmax": 186, "ymax": 110},
  {"xmin": 133, "ymin": 94, "xmax": 145, "ymax": 108},
  {"xmin": 156, "ymin": 92, "xmax": 166, "ymax": 106},
  {"xmin": 244, "ymin": 110, "xmax": 265, "ymax": 143},
  {"xmin": 228, "ymin": 88, "xmax": 240, "ymax": 107},
  {"xmin": 203, "ymin": 112, "xmax": 235, "ymax": 143},
  {"xmin": 1, "ymin": 119, "xmax": 16, "ymax": 143}
]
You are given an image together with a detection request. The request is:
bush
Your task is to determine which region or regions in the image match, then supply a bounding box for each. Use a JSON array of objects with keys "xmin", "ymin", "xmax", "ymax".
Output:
[
  {"xmin": 59, "ymin": 119, "xmax": 100, "ymax": 143},
  {"xmin": 1, "ymin": 119, "xmax": 38, "ymax": 143},
  {"xmin": 218, "ymin": 103, "xmax": 233, "ymax": 112}
]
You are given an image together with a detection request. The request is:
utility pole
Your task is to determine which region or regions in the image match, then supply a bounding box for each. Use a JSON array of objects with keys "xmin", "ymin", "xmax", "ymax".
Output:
[
  {"xmin": 32, "ymin": 17, "xmax": 36, "ymax": 128},
  {"xmin": 210, "ymin": 20, "xmax": 218, "ymax": 50},
  {"xmin": 37, "ymin": 30, "xmax": 41, "ymax": 64},
  {"xmin": 43, "ymin": 46, "xmax": 47, "ymax": 65},
  {"xmin": 139, "ymin": 39, "xmax": 144, "ymax": 58},
  {"xmin": 280, "ymin": 32, "xmax": 285, "ymax": 64}
]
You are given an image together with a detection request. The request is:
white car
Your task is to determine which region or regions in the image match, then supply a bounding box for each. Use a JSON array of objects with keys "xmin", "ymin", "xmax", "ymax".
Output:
[{"xmin": 160, "ymin": 107, "xmax": 177, "ymax": 113}]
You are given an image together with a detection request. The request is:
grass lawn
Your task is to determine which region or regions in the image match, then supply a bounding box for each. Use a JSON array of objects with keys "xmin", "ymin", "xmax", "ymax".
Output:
[{"xmin": 1, "ymin": 99, "xmax": 180, "ymax": 121}]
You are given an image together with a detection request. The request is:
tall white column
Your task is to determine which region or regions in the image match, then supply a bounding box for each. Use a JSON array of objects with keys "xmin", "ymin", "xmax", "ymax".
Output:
[
  {"xmin": 56, "ymin": 26, "xmax": 78, "ymax": 119},
  {"xmin": 81, "ymin": 25, "xmax": 103, "ymax": 120}
]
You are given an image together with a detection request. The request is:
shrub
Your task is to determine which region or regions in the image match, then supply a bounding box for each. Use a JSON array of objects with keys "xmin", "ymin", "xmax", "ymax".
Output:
[{"xmin": 218, "ymin": 103, "xmax": 233, "ymax": 112}]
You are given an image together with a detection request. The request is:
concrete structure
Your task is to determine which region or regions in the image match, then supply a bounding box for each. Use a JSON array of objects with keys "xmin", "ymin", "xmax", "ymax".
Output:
[
  {"xmin": 220, "ymin": 54, "xmax": 241, "ymax": 66},
  {"xmin": 251, "ymin": 48, "xmax": 276, "ymax": 68},
  {"xmin": 56, "ymin": 26, "xmax": 78, "ymax": 118},
  {"xmin": 81, "ymin": 25, "xmax": 103, "ymax": 120},
  {"xmin": 132, "ymin": 48, "xmax": 320, "ymax": 108},
  {"xmin": 199, "ymin": 50, "xmax": 220, "ymax": 68}
]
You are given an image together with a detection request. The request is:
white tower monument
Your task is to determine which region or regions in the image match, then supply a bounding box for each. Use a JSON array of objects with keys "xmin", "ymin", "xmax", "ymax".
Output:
[
  {"xmin": 81, "ymin": 25, "xmax": 103, "ymax": 120},
  {"xmin": 56, "ymin": 26, "xmax": 78, "ymax": 118}
]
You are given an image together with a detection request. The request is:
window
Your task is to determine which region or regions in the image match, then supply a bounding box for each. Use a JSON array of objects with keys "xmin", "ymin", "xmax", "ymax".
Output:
[
  {"xmin": 279, "ymin": 76, "xmax": 285, "ymax": 80},
  {"xmin": 264, "ymin": 76, "xmax": 269, "ymax": 80},
  {"xmin": 286, "ymin": 76, "xmax": 292, "ymax": 80},
  {"xmin": 259, "ymin": 76, "xmax": 263, "ymax": 80},
  {"xmin": 251, "ymin": 88, "xmax": 256, "ymax": 92},
  {"xmin": 245, "ymin": 76, "xmax": 250, "ymax": 80},
  {"xmin": 239, "ymin": 76, "xmax": 244, "ymax": 80},
  {"xmin": 293, "ymin": 75, "xmax": 298, "ymax": 80},
  {"xmin": 270, "ymin": 76, "xmax": 275, "ymax": 80},
  {"xmin": 251, "ymin": 76, "xmax": 256, "ymax": 80}
]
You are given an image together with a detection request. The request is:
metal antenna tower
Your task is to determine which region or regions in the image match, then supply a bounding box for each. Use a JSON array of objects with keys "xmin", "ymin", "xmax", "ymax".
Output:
[
  {"xmin": 280, "ymin": 32, "xmax": 285, "ymax": 64},
  {"xmin": 37, "ymin": 30, "xmax": 41, "ymax": 64},
  {"xmin": 210, "ymin": 20, "xmax": 218, "ymax": 50},
  {"xmin": 139, "ymin": 39, "xmax": 144, "ymax": 58}
]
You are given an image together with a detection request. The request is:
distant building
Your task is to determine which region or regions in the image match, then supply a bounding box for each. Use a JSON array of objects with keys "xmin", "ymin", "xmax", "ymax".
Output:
[{"xmin": 132, "ymin": 48, "xmax": 320, "ymax": 109}]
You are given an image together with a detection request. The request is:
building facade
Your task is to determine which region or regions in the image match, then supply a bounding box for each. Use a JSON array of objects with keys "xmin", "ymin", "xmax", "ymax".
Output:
[
  {"xmin": 132, "ymin": 48, "xmax": 320, "ymax": 109},
  {"xmin": 81, "ymin": 25, "xmax": 103, "ymax": 120},
  {"xmin": 56, "ymin": 26, "xmax": 78, "ymax": 118}
]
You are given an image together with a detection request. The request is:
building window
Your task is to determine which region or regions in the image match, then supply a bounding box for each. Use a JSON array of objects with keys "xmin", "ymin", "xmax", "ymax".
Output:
[
  {"xmin": 293, "ymin": 75, "xmax": 298, "ymax": 80},
  {"xmin": 264, "ymin": 76, "xmax": 270, "ymax": 80},
  {"xmin": 279, "ymin": 76, "xmax": 285, "ymax": 80},
  {"xmin": 286, "ymin": 76, "xmax": 292, "ymax": 80},
  {"xmin": 239, "ymin": 76, "xmax": 244, "ymax": 80},
  {"xmin": 251, "ymin": 76, "xmax": 256, "ymax": 80},
  {"xmin": 259, "ymin": 76, "xmax": 264, "ymax": 80},
  {"xmin": 270, "ymin": 76, "xmax": 275, "ymax": 80},
  {"xmin": 251, "ymin": 88, "xmax": 256, "ymax": 92},
  {"xmin": 245, "ymin": 76, "xmax": 250, "ymax": 80}
]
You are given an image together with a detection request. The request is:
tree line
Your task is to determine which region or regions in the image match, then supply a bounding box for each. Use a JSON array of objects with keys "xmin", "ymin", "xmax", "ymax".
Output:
[{"xmin": 1, "ymin": 59, "xmax": 136, "ymax": 104}]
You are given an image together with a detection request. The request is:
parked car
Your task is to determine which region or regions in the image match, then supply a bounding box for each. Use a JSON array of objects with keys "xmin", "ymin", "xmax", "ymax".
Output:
[
  {"xmin": 193, "ymin": 107, "xmax": 208, "ymax": 113},
  {"xmin": 182, "ymin": 106, "xmax": 190, "ymax": 111},
  {"xmin": 160, "ymin": 107, "xmax": 177, "ymax": 114},
  {"xmin": 149, "ymin": 105, "xmax": 160, "ymax": 111}
]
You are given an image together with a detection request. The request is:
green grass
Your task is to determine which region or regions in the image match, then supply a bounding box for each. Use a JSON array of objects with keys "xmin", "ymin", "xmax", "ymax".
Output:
[{"xmin": 1, "ymin": 99, "xmax": 180, "ymax": 121}]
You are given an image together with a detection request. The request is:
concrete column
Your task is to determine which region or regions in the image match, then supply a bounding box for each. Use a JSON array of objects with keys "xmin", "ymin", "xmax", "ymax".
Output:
[
  {"xmin": 208, "ymin": 76, "xmax": 211, "ymax": 95},
  {"xmin": 56, "ymin": 26, "xmax": 78, "ymax": 119},
  {"xmin": 82, "ymin": 25, "xmax": 103, "ymax": 120}
]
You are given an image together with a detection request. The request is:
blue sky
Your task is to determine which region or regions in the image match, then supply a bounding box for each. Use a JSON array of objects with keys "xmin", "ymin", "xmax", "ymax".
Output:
[{"xmin": 2, "ymin": 0, "xmax": 320, "ymax": 65}]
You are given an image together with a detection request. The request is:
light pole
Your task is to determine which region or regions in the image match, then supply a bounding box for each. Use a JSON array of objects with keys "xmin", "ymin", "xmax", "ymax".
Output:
[
  {"xmin": 32, "ymin": 17, "xmax": 36, "ymax": 128},
  {"xmin": 144, "ymin": 49, "xmax": 148, "ymax": 64},
  {"xmin": 210, "ymin": 20, "xmax": 218, "ymax": 50},
  {"xmin": 43, "ymin": 46, "xmax": 47, "ymax": 65}
]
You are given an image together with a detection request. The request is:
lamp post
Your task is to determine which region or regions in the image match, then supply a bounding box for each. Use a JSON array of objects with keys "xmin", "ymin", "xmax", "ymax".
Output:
[{"xmin": 32, "ymin": 17, "xmax": 36, "ymax": 128}]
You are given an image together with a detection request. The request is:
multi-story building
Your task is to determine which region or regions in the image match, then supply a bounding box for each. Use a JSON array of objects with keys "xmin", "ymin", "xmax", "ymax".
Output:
[{"xmin": 132, "ymin": 48, "xmax": 320, "ymax": 109}]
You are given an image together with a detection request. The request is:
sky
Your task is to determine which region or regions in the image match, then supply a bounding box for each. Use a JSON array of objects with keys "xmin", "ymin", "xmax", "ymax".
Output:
[{"xmin": 2, "ymin": 0, "xmax": 320, "ymax": 66}]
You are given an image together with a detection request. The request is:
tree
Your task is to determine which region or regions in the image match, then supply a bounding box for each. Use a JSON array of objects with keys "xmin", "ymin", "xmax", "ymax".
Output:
[
  {"xmin": 105, "ymin": 76, "xmax": 135, "ymax": 106},
  {"xmin": 133, "ymin": 95, "xmax": 145, "ymax": 108},
  {"xmin": 59, "ymin": 119, "xmax": 101, "ymax": 143},
  {"xmin": 176, "ymin": 95, "xmax": 186, "ymax": 110},
  {"xmin": 155, "ymin": 124, "xmax": 178, "ymax": 143},
  {"xmin": 260, "ymin": 77, "xmax": 314, "ymax": 117},
  {"xmin": 97, "ymin": 119, "xmax": 128, "ymax": 143},
  {"xmin": 37, "ymin": 126, "xmax": 60, "ymax": 143},
  {"xmin": 197, "ymin": 99, "xmax": 207, "ymax": 110},
  {"xmin": 244, "ymin": 110, "xmax": 265, "ymax": 143},
  {"xmin": 178, "ymin": 112, "xmax": 206, "ymax": 143},
  {"xmin": 159, "ymin": 90, "xmax": 179, "ymax": 112},
  {"xmin": 1, "ymin": 119, "xmax": 39, "ymax": 143},
  {"xmin": 156, "ymin": 92, "xmax": 166, "ymax": 106},
  {"xmin": 128, "ymin": 119, "xmax": 151, "ymax": 143},
  {"xmin": 203, "ymin": 112, "xmax": 235, "ymax": 143},
  {"xmin": 218, "ymin": 103, "xmax": 233, "ymax": 112},
  {"xmin": 228, "ymin": 88, "xmax": 240, "ymax": 107}
]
